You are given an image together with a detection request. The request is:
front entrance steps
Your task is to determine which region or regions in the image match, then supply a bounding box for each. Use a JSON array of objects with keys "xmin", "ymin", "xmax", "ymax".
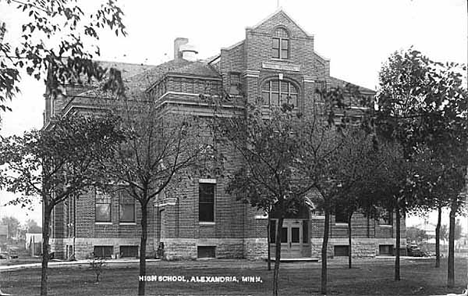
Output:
[{"xmin": 267, "ymin": 257, "xmax": 319, "ymax": 262}]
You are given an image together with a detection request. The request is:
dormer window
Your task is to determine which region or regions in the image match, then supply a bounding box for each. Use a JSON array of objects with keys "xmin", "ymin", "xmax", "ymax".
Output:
[{"xmin": 272, "ymin": 27, "xmax": 289, "ymax": 59}]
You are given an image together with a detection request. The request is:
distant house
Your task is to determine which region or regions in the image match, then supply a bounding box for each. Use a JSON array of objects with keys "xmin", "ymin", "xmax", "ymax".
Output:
[{"xmin": 25, "ymin": 233, "xmax": 42, "ymax": 256}]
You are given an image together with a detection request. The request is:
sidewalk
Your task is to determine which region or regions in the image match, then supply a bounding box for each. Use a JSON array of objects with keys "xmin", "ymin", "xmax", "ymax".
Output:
[
  {"xmin": 0, "ymin": 255, "xmax": 435, "ymax": 272},
  {"xmin": 0, "ymin": 258, "xmax": 161, "ymax": 272}
]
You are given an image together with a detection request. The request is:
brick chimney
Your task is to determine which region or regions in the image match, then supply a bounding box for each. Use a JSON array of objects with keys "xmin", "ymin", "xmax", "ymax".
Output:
[
  {"xmin": 174, "ymin": 37, "xmax": 189, "ymax": 59},
  {"xmin": 174, "ymin": 37, "xmax": 198, "ymax": 61}
]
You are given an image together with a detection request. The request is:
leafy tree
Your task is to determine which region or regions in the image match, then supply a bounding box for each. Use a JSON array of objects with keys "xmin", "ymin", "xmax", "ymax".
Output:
[
  {"xmin": 25, "ymin": 219, "xmax": 42, "ymax": 233},
  {"xmin": 296, "ymin": 119, "xmax": 379, "ymax": 294},
  {"xmin": 376, "ymin": 49, "xmax": 468, "ymax": 286},
  {"xmin": 103, "ymin": 96, "xmax": 206, "ymax": 296},
  {"xmin": 0, "ymin": 0, "xmax": 126, "ymax": 114},
  {"xmin": 0, "ymin": 114, "xmax": 125, "ymax": 296},
  {"xmin": 406, "ymin": 227, "xmax": 429, "ymax": 244},
  {"xmin": 213, "ymin": 102, "xmax": 312, "ymax": 296},
  {"xmin": 1, "ymin": 216, "xmax": 20, "ymax": 239}
]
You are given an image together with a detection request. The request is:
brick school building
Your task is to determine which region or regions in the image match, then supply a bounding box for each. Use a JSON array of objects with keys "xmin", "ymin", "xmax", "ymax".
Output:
[{"xmin": 45, "ymin": 9, "xmax": 406, "ymax": 261}]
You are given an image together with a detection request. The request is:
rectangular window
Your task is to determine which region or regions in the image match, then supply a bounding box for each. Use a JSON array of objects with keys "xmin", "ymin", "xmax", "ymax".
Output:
[
  {"xmin": 335, "ymin": 204, "xmax": 348, "ymax": 224},
  {"xmin": 119, "ymin": 191, "xmax": 135, "ymax": 223},
  {"xmin": 199, "ymin": 182, "xmax": 215, "ymax": 222},
  {"xmin": 229, "ymin": 72, "xmax": 241, "ymax": 95},
  {"xmin": 120, "ymin": 246, "xmax": 139, "ymax": 258},
  {"xmin": 272, "ymin": 38, "xmax": 280, "ymax": 58},
  {"xmin": 291, "ymin": 227, "xmax": 300, "ymax": 243},
  {"xmin": 197, "ymin": 246, "xmax": 216, "ymax": 258},
  {"xmin": 281, "ymin": 227, "xmax": 288, "ymax": 243},
  {"xmin": 95, "ymin": 190, "xmax": 111, "ymax": 223},
  {"xmin": 303, "ymin": 220, "xmax": 309, "ymax": 243},
  {"xmin": 334, "ymin": 245, "xmax": 349, "ymax": 257},
  {"xmin": 94, "ymin": 246, "xmax": 113, "ymax": 258},
  {"xmin": 281, "ymin": 40, "xmax": 289, "ymax": 59},
  {"xmin": 379, "ymin": 245, "xmax": 393, "ymax": 255}
]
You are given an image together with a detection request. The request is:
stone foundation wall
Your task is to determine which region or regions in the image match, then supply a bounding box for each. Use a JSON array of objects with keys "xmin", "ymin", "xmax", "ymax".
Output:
[
  {"xmin": 162, "ymin": 239, "xmax": 197, "ymax": 260},
  {"xmin": 52, "ymin": 237, "xmax": 152, "ymax": 260},
  {"xmin": 49, "ymin": 238, "xmax": 64, "ymax": 259},
  {"xmin": 311, "ymin": 238, "xmax": 333, "ymax": 258},
  {"xmin": 161, "ymin": 238, "xmax": 245, "ymax": 260},
  {"xmin": 243, "ymin": 238, "xmax": 268, "ymax": 260},
  {"xmin": 311, "ymin": 238, "xmax": 407, "ymax": 258},
  {"xmin": 352, "ymin": 241, "xmax": 376, "ymax": 258}
]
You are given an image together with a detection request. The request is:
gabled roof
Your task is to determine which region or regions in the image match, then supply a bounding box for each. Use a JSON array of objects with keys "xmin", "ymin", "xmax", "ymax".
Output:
[
  {"xmin": 68, "ymin": 58, "xmax": 221, "ymax": 103},
  {"xmin": 248, "ymin": 8, "xmax": 312, "ymax": 38},
  {"xmin": 329, "ymin": 77, "xmax": 375, "ymax": 94}
]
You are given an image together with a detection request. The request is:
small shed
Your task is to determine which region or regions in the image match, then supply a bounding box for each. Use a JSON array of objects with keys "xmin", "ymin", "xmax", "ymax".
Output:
[{"xmin": 25, "ymin": 233, "xmax": 42, "ymax": 256}]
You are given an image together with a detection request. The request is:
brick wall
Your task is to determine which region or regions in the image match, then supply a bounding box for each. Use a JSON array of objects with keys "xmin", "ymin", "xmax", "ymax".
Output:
[{"xmin": 49, "ymin": 10, "xmax": 404, "ymax": 261}]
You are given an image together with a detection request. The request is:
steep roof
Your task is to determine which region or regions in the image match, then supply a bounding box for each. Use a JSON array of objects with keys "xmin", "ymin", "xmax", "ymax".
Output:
[
  {"xmin": 77, "ymin": 58, "xmax": 191, "ymax": 98},
  {"xmin": 249, "ymin": 8, "xmax": 312, "ymax": 38},
  {"xmin": 329, "ymin": 77, "xmax": 375, "ymax": 94},
  {"xmin": 170, "ymin": 61, "xmax": 221, "ymax": 78}
]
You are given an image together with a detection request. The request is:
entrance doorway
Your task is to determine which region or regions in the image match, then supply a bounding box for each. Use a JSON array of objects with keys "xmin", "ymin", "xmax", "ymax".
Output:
[
  {"xmin": 270, "ymin": 205, "xmax": 311, "ymax": 259},
  {"xmin": 277, "ymin": 220, "xmax": 304, "ymax": 258}
]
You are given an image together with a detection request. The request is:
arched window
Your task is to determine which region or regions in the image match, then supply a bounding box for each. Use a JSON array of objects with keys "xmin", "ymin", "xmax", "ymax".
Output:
[
  {"xmin": 272, "ymin": 27, "xmax": 289, "ymax": 59},
  {"xmin": 262, "ymin": 80, "xmax": 298, "ymax": 107}
]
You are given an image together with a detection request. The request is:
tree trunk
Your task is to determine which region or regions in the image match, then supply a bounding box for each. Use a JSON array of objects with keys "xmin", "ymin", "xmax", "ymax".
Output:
[
  {"xmin": 273, "ymin": 217, "xmax": 284, "ymax": 296},
  {"xmin": 321, "ymin": 208, "xmax": 330, "ymax": 295},
  {"xmin": 447, "ymin": 201, "xmax": 456, "ymax": 288},
  {"xmin": 138, "ymin": 202, "xmax": 149, "ymax": 295},
  {"xmin": 435, "ymin": 204, "xmax": 442, "ymax": 268},
  {"xmin": 348, "ymin": 213, "xmax": 352, "ymax": 269},
  {"xmin": 267, "ymin": 215, "xmax": 271, "ymax": 271},
  {"xmin": 41, "ymin": 204, "xmax": 53, "ymax": 296},
  {"xmin": 394, "ymin": 203, "xmax": 401, "ymax": 281}
]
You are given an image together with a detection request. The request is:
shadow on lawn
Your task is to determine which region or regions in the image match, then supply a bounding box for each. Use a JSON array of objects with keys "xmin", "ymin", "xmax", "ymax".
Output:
[{"xmin": 0, "ymin": 258, "xmax": 466, "ymax": 295}]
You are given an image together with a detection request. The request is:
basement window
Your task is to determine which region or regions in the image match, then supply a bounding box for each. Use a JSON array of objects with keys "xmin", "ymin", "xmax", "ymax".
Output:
[
  {"xmin": 197, "ymin": 246, "xmax": 216, "ymax": 258},
  {"xmin": 94, "ymin": 246, "xmax": 113, "ymax": 258},
  {"xmin": 120, "ymin": 246, "xmax": 139, "ymax": 258},
  {"xmin": 334, "ymin": 245, "xmax": 349, "ymax": 257},
  {"xmin": 379, "ymin": 245, "xmax": 393, "ymax": 255}
]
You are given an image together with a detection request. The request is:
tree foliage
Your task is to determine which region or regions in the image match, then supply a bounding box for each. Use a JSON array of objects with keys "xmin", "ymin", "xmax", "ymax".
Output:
[
  {"xmin": 1, "ymin": 216, "xmax": 20, "ymax": 239},
  {"xmin": 0, "ymin": 0, "xmax": 127, "ymax": 113},
  {"xmin": 214, "ymin": 103, "xmax": 311, "ymax": 296},
  {"xmin": 0, "ymin": 113, "xmax": 125, "ymax": 296},
  {"xmin": 103, "ymin": 97, "xmax": 207, "ymax": 296},
  {"xmin": 376, "ymin": 48, "xmax": 468, "ymax": 285}
]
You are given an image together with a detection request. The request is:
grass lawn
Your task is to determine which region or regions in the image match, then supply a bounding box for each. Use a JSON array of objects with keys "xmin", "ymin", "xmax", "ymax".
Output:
[{"xmin": 0, "ymin": 257, "xmax": 467, "ymax": 295}]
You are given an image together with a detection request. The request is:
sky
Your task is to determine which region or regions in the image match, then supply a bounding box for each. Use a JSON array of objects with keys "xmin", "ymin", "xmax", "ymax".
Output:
[{"xmin": 0, "ymin": 0, "xmax": 466, "ymax": 227}]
